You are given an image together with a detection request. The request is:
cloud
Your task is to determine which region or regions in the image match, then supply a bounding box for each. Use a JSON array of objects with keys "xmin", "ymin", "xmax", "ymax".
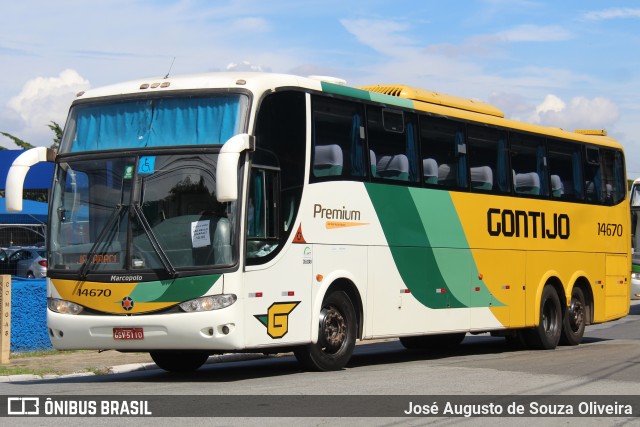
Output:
[
  {"xmin": 226, "ymin": 60, "xmax": 272, "ymax": 72},
  {"xmin": 582, "ymin": 8, "xmax": 640, "ymax": 21},
  {"xmin": 495, "ymin": 25, "xmax": 572, "ymax": 42},
  {"xmin": 425, "ymin": 24, "xmax": 572, "ymax": 59},
  {"xmin": 6, "ymin": 69, "xmax": 89, "ymax": 146},
  {"xmin": 340, "ymin": 19, "xmax": 414, "ymax": 56},
  {"xmin": 529, "ymin": 94, "xmax": 619, "ymax": 130}
]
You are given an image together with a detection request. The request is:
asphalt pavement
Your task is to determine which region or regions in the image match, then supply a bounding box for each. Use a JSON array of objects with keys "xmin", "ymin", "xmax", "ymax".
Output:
[{"xmin": 2, "ymin": 300, "xmax": 638, "ymax": 383}]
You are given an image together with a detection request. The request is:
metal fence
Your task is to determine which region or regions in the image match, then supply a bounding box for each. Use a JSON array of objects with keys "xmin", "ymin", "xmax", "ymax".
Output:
[{"xmin": 0, "ymin": 224, "xmax": 46, "ymax": 247}]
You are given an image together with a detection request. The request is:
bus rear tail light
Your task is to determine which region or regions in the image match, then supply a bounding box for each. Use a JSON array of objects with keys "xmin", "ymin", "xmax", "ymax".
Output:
[{"xmin": 39, "ymin": 260, "xmax": 47, "ymax": 267}]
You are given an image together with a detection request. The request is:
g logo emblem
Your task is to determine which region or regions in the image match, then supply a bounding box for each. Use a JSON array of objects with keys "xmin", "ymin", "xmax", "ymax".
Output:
[{"xmin": 255, "ymin": 301, "xmax": 300, "ymax": 338}]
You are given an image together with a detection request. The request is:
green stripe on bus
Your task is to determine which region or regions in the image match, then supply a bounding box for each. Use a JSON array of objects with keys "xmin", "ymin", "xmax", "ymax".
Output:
[
  {"xmin": 129, "ymin": 274, "xmax": 221, "ymax": 303},
  {"xmin": 365, "ymin": 184, "xmax": 503, "ymax": 309},
  {"xmin": 321, "ymin": 82, "xmax": 372, "ymax": 101},
  {"xmin": 320, "ymin": 82, "xmax": 415, "ymax": 109},
  {"xmin": 368, "ymin": 92, "xmax": 414, "ymax": 109}
]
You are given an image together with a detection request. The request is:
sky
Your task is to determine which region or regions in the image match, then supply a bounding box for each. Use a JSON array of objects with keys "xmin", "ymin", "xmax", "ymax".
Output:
[{"xmin": 2, "ymin": 0, "xmax": 640, "ymax": 175}]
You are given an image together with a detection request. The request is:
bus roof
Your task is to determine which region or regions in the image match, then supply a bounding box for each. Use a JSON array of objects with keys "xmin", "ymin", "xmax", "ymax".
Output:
[{"xmin": 73, "ymin": 72, "xmax": 622, "ymax": 150}]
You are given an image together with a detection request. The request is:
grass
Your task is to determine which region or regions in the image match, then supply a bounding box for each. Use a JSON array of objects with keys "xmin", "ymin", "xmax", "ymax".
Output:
[
  {"xmin": 1, "ymin": 349, "xmax": 92, "ymax": 376},
  {"xmin": 0, "ymin": 365, "xmax": 61, "ymax": 376},
  {"xmin": 10, "ymin": 349, "xmax": 87, "ymax": 359}
]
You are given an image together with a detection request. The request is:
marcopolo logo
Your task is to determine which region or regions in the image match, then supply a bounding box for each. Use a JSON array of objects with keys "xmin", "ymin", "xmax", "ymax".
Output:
[
  {"xmin": 110, "ymin": 275, "xmax": 143, "ymax": 282},
  {"xmin": 254, "ymin": 301, "xmax": 300, "ymax": 339}
]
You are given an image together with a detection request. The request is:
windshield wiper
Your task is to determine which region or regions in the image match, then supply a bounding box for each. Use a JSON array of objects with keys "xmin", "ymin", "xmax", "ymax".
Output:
[
  {"xmin": 79, "ymin": 204, "xmax": 126, "ymax": 279},
  {"xmin": 131, "ymin": 203, "xmax": 176, "ymax": 278}
]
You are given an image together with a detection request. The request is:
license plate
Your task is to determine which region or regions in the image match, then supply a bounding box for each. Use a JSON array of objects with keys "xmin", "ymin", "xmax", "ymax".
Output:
[{"xmin": 113, "ymin": 327, "xmax": 144, "ymax": 340}]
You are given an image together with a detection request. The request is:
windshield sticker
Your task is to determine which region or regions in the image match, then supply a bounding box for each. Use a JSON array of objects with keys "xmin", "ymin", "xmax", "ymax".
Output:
[
  {"xmin": 191, "ymin": 220, "xmax": 211, "ymax": 248},
  {"xmin": 138, "ymin": 156, "xmax": 156, "ymax": 174},
  {"xmin": 123, "ymin": 165, "xmax": 134, "ymax": 180}
]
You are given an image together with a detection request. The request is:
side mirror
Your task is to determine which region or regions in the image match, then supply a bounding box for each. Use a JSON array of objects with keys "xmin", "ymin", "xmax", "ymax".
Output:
[
  {"xmin": 216, "ymin": 134, "xmax": 255, "ymax": 202},
  {"xmin": 5, "ymin": 147, "xmax": 56, "ymax": 212}
]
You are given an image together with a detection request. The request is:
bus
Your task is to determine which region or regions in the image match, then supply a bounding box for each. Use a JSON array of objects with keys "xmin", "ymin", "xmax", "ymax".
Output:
[
  {"xmin": 630, "ymin": 177, "xmax": 640, "ymax": 300},
  {"xmin": 5, "ymin": 72, "xmax": 630, "ymax": 372}
]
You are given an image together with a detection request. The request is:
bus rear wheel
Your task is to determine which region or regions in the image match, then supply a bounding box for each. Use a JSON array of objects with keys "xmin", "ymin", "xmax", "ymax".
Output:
[
  {"xmin": 294, "ymin": 291, "xmax": 356, "ymax": 371},
  {"xmin": 399, "ymin": 333, "xmax": 466, "ymax": 350},
  {"xmin": 560, "ymin": 287, "xmax": 586, "ymax": 346},
  {"xmin": 524, "ymin": 285, "xmax": 562, "ymax": 350},
  {"xmin": 149, "ymin": 351, "xmax": 209, "ymax": 372}
]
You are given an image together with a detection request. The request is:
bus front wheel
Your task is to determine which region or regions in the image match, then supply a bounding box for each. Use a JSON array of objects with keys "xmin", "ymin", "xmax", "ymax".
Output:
[
  {"xmin": 294, "ymin": 291, "xmax": 356, "ymax": 371},
  {"xmin": 524, "ymin": 285, "xmax": 562, "ymax": 350},
  {"xmin": 149, "ymin": 351, "xmax": 209, "ymax": 372}
]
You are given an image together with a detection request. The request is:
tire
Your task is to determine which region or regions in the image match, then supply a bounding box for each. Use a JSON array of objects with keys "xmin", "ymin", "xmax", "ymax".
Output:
[
  {"xmin": 27, "ymin": 271, "xmax": 35, "ymax": 279},
  {"xmin": 294, "ymin": 291, "xmax": 357, "ymax": 371},
  {"xmin": 560, "ymin": 287, "xmax": 586, "ymax": 346},
  {"xmin": 399, "ymin": 333, "xmax": 466, "ymax": 350},
  {"xmin": 523, "ymin": 285, "xmax": 562, "ymax": 350},
  {"xmin": 149, "ymin": 351, "xmax": 209, "ymax": 372}
]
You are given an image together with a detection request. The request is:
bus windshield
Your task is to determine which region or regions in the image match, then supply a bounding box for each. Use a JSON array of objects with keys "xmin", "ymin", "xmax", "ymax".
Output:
[
  {"xmin": 49, "ymin": 152, "xmax": 237, "ymax": 277},
  {"xmin": 60, "ymin": 94, "xmax": 248, "ymax": 153}
]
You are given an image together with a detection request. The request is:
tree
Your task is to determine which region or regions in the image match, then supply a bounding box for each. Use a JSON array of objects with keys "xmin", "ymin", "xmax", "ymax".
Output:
[
  {"xmin": 0, "ymin": 131, "xmax": 34, "ymax": 150},
  {"xmin": 0, "ymin": 121, "xmax": 62, "ymax": 150},
  {"xmin": 47, "ymin": 121, "xmax": 63, "ymax": 150}
]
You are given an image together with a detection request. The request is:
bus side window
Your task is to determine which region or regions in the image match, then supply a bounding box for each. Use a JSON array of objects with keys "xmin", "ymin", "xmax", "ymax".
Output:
[
  {"xmin": 510, "ymin": 133, "xmax": 548, "ymax": 197},
  {"xmin": 467, "ymin": 125, "xmax": 509, "ymax": 193},
  {"xmin": 548, "ymin": 140, "xmax": 584, "ymax": 201},
  {"xmin": 367, "ymin": 106, "xmax": 418, "ymax": 183},
  {"xmin": 311, "ymin": 97, "xmax": 366, "ymax": 181},
  {"xmin": 420, "ymin": 116, "xmax": 467, "ymax": 189},
  {"xmin": 584, "ymin": 147, "xmax": 602, "ymax": 203},
  {"xmin": 600, "ymin": 148, "xmax": 626, "ymax": 205},
  {"xmin": 247, "ymin": 167, "xmax": 280, "ymax": 259}
]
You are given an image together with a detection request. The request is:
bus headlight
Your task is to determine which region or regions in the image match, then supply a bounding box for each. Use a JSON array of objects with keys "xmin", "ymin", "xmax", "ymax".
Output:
[
  {"xmin": 179, "ymin": 294, "xmax": 237, "ymax": 312},
  {"xmin": 48, "ymin": 298, "xmax": 84, "ymax": 315}
]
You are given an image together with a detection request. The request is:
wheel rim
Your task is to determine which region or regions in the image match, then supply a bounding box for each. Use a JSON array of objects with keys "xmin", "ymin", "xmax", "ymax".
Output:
[
  {"xmin": 319, "ymin": 305, "xmax": 347, "ymax": 354},
  {"xmin": 568, "ymin": 298, "xmax": 585, "ymax": 333},
  {"xmin": 542, "ymin": 298, "xmax": 560, "ymax": 337}
]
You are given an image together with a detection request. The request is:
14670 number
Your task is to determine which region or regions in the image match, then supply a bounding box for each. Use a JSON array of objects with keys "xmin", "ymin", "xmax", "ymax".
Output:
[
  {"xmin": 75, "ymin": 288, "xmax": 112, "ymax": 297},
  {"xmin": 598, "ymin": 222, "xmax": 623, "ymax": 236}
]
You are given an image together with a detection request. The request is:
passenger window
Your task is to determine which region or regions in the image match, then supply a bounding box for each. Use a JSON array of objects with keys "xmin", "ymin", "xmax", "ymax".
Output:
[
  {"xmin": 584, "ymin": 147, "xmax": 602, "ymax": 203},
  {"xmin": 547, "ymin": 140, "xmax": 584, "ymax": 201},
  {"xmin": 311, "ymin": 97, "xmax": 366, "ymax": 181},
  {"xmin": 600, "ymin": 149, "xmax": 626, "ymax": 205},
  {"xmin": 420, "ymin": 116, "xmax": 467, "ymax": 189},
  {"xmin": 367, "ymin": 107, "xmax": 418, "ymax": 183},
  {"xmin": 510, "ymin": 133, "xmax": 548, "ymax": 197},
  {"xmin": 467, "ymin": 125, "xmax": 509, "ymax": 193}
]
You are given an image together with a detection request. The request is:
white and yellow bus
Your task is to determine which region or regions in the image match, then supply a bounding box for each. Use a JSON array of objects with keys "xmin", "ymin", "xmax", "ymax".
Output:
[{"xmin": 5, "ymin": 73, "xmax": 630, "ymax": 372}]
